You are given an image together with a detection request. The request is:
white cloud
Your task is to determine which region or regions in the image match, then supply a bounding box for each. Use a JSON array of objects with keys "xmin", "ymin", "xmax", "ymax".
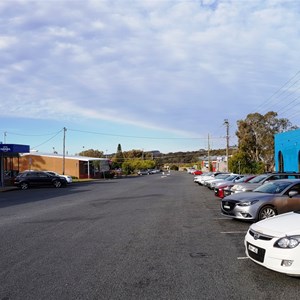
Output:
[
  {"xmin": 1, "ymin": 0, "xmax": 300, "ymax": 152},
  {"xmin": 0, "ymin": 35, "xmax": 17, "ymax": 49}
]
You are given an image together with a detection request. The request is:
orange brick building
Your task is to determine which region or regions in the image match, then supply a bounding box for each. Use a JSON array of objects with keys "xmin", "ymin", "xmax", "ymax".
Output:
[{"xmin": 11, "ymin": 152, "xmax": 110, "ymax": 179}]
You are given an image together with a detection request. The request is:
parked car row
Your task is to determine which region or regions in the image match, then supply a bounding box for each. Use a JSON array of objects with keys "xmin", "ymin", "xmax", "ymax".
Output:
[
  {"xmin": 225, "ymin": 172, "xmax": 300, "ymax": 195},
  {"xmin": 193, "ymin": 171, "xmax": 300, "ymax": 277},
  {"xmin": 222, "ymin": 179, "xmax": 300, "ymax": 221},
  {"xmin": 137, "ymin": 169, "xmax": 161, "ymax": 175},
  {"xmin": 186, "ymin": 167, "xmax": 202, "ymax": 175}
]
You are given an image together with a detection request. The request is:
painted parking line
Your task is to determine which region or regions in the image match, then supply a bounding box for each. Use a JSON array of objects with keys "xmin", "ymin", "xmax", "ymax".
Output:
[{"xmin": 220, "ymin": 231, "xmax": 247, "ymax": 234}]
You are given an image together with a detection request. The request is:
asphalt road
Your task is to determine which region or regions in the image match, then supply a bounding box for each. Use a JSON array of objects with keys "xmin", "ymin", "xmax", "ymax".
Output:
[{"xmin": 0, "ymin": 172, "xmax": 300, "ymax": 300}]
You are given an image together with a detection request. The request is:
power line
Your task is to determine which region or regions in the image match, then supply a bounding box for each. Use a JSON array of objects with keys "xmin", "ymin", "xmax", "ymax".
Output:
[
  {"xmin": 68, "ymin": 128, "xmax": 225, "ymax": 140},
  {"xmin": 32, "ymin": 129, "xmax": 63, "ymax": 149},
  {"xmin": 254, "ymin": 70, "xmax": 300, "ymax": 114},
  {"xmin": 4, "ymin": 130, "xmax": 63, "ymax": 137}
]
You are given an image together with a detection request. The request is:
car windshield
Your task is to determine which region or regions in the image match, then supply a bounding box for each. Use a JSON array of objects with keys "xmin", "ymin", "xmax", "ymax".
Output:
[
  {"xmin": 234, "ymin": 175, "xmax": 252, "ymax": 183},
  {"xmin": 253, "ymin": 181, "xmax": 292, "ymax": 194},
  {"xmin": 225, "ymin": 175, "xmax": 238, "ymax": 181},
  {"xmin": 215, "ymin": 174, "xmax": 229, "ymax": 179},
  {"xmin": 248, "ymin": 174, "xmax": 268, "ymax": 183}
]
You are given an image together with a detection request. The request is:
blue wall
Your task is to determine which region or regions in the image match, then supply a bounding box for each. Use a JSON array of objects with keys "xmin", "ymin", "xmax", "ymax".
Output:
[{"xmin": 274, "ymin": 129, "xmax": 300, "ymax": 172}]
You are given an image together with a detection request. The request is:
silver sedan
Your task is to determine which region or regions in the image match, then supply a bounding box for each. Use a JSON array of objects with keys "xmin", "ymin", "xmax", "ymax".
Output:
[{"xmin": 221, "ymin": 179, "xmax": 300, "ymax": 222}]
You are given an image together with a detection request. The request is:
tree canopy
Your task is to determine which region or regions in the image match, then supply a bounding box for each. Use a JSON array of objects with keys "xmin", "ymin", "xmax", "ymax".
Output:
[
  {"xmin": 78, "ymin": 149, "xmax": 103, "ymax": 158},
  {"xmin": 230, "ymin": 111, "xmax": 297, "ymax": 173}
]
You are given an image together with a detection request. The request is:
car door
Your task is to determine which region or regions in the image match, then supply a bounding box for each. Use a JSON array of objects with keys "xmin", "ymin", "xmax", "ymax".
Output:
[
  {"xmin": 276, "ymin": 183, "xmax": 300, "ymax": 214},
  {"xmin": 25, "ymin": 172, "xmax": 40, "ymax": 187},
  {"xmin": 36, "ymin": 172, "xmax": 53, "ymax": 186}
]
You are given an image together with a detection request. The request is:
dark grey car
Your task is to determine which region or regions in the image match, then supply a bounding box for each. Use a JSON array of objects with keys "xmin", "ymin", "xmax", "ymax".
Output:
[
  {"xmin": 221, "ymin": 179, "xmax": 300, "ymax": 221},
  {"xmin": 14, "ymin": 171, "xmax": 67, "ymax": 189}
]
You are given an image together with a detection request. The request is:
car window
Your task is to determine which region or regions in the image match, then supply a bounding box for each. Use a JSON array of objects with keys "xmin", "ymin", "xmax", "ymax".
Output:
[
  {"xmin": 235, "ymin": 177, "xmax": 246, "ymax": 183},
  {"xmin": 287, "ymin": 174, "xmax": 300, "ymax": 179},
  {"xmin": 248, "ymin": 174, "xmax": 268, "ymax": 183},
  {"xmin": 215, "ymin": 174, "xmax": 230, "ymax": 179},
  {"xmin": 267, "ymin": 175, "xmax": 282, "ymax": 180},
  {"xmin": 37, "ymin": 172, "xmax": 48, "ymax": 178},
  {"xmin": 254, "ymin": 181, "xmax": 292, "ymax": 194},
  {"xmin": 286, "ymin": 183, "xmax": 300, "ymax": 194},
  {"xmin": 26, "ymin": 172, "xmax": 35, "ymax": 177},
  {"xmin": 225, "ymin": 175, "xmax": 237, "ymax": 181}
]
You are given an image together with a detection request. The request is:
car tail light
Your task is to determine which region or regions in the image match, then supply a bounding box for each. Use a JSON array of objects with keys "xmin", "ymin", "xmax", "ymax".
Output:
[{"xmin": 219, "ymin": 189, "xmax": 224, "ymax": 198}]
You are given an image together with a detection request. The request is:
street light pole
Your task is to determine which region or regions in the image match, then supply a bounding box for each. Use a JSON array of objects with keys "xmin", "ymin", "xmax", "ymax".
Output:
[
  {"xmin": 62, "ymin": 127, "xmax": 67, "ymax": 175},
  {"xmin": 224, "ymin": 119, "xmax": 229, "ymax": 172}
]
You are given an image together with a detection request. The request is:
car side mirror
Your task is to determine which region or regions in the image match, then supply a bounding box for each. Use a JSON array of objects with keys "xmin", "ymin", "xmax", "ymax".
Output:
[{"xmin": 289, "ymin": 190, "xmax": 298, "ymax": 198}]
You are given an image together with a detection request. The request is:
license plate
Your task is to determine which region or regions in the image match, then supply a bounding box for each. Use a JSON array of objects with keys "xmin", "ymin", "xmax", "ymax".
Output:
[
  {"xmin": 248, "ymin": 244, "xmax": 258, "ymax": 254},
  {"xmin": 224, "ymin": 205, "xmax": 230, "ymax": 209}
]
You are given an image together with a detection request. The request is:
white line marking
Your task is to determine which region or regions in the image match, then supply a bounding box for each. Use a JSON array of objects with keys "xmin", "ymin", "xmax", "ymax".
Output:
[
  {"xmin": 237, "ymin": 257, "xmax": 249, "ymax": 260},
  {"xmin": 221, "ymin": 231, "xmax": 247, "ymax": 234}
]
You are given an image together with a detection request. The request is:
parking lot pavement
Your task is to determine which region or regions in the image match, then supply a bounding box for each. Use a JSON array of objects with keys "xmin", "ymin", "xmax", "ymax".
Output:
[{"xmin": 0, "ymin": 185, "xmax": 18, "ymax": 192}]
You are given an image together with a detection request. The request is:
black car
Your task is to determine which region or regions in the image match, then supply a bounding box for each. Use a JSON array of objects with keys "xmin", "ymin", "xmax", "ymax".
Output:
[{"xmin": 14, "ymin": 171, "xmax": 67, "ymax": 189}]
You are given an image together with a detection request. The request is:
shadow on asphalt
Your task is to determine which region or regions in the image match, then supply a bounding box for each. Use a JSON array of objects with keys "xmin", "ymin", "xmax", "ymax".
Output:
[{"xmin": 0, "ymin": 180, "xmax": 118, "ymax": 209}]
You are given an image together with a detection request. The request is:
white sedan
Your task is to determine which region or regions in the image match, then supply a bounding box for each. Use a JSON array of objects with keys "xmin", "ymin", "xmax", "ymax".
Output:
[{"xmin": 244, "ymin": 211, "xmax": 300, "ymax": 276}]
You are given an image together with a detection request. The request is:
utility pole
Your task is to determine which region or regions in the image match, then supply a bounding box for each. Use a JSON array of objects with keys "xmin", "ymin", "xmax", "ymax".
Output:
[
  {"xmin": 224, "ymin": 119, "xmax": 229, "ymax": 172},
  {"xmin": 63, "ymin": 127, "xmax": 67, "ymax": 175},
  {"xmin": 207, "ymin": 133, "xmax": 210, "ymax": 171}
]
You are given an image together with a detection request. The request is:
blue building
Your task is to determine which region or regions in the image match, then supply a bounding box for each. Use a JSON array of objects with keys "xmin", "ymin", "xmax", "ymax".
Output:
[{"xmin": 274, "ymin": 129, "xmax": 300, "ymax": 172}]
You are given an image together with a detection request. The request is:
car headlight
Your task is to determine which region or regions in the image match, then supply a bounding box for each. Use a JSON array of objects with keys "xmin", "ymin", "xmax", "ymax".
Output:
[
  {"xmin": 237, "ymin": 200, "xmax": 259, "ymax": 206},
  {"xmin": 274, "ymin": 236, "xmax": 300, "ymax": 249}
]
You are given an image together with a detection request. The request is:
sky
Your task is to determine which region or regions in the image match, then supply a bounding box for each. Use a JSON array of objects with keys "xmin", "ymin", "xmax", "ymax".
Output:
[{"xmin": 1, "ymin": 0, "xmax": 300, "ymax": 155}]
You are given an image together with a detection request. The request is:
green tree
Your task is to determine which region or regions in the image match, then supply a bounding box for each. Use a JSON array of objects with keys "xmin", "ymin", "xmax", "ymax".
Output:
[
  {"xmin": 112, "ymin": 144, "xmax": 125, "ymax": 168},
  {"xmin": 78, "ymin": 149, "xmax": 103, "ymax": 157},
  {"xmin": 235, "ymin": 111, "xmax": 296, "ymax": 172},
  {"xmin": 228, "ymin": 151, "xmax": 264, "ymax": 174},
  {"xmin": 121, "ymin": 159, "xmax": 155, "ymax": 175}
]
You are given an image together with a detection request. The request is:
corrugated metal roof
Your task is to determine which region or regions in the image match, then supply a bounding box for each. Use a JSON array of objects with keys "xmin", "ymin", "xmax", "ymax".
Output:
[{"xmin": 21, "ymin": 152, "xmax": 109, "ymax": 162}]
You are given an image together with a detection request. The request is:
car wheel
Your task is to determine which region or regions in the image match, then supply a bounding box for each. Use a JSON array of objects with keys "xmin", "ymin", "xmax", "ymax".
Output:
[
  {"xmin": 258, "ymin": 205, "xmax": 277, "ymax": 221},
  {"xmin": 20, "ymin": 182, "xmax": 29, "ymax": 190},
  {"xmin": 53, "ymin": 180, "xmax": 62, "ymax": 188}
]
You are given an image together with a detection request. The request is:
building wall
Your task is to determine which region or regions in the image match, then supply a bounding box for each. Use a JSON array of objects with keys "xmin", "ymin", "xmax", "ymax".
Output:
[
  {"xmin": 274, "ymin": 129, "xmax": 300, "ymax": 172},
  {"xmin": 13, "ymin": 154, "xmax": 110, "ymax": 179},
  {"xmin": 16, "ymin": 155, "xmax": 80, "ymax": 178}
]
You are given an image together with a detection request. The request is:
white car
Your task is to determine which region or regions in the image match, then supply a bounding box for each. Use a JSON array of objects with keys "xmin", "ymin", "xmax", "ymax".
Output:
[
  {"xmin": 244, "ymin": 211, "xmax": 300, "ymax": 276},
  {"xmin": 196, "ymin": 172, "xmax": 222, "ymax": 186},
  {"xmin": 203, "ymin": 173, "xmax": 230, "ymax": 188},
  {"xmin": 208, "ymin": 174, "xmax": 242, "ymax": 190},
  {"xmin": 44, "ymin": 171, "xmax": 73, "ymax": 183}
]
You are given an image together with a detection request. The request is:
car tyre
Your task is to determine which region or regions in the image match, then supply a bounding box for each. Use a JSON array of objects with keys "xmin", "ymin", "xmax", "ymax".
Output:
[
  {"xmin": 53, "ymin": 180, "xmax": 62, "ymax": 188},
  {"xmin": 258, "ymin": 205, "xmax": 277, "ymax": 221},
  {"xmin": 20, "ymin": 182, "xmax": 29, "ymax": 190}
]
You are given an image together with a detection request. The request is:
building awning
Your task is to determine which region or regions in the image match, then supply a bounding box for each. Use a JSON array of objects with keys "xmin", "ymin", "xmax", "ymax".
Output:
[
  {"xmin": 0, "ymin": 144, "xmax": 30, "ymax": 155},
  {"xmin": 0, "ymin": 144, "xmax": 30, "ymax": 187}
]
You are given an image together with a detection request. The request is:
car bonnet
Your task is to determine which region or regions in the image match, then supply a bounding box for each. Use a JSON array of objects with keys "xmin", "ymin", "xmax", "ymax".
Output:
[
  {"xmin": 250, "ymin": 212, "xmax": 300, "ymax": 237},
  {"xmin": 223, "ymin": 191, "xmax": 267, "ymax": 201}
]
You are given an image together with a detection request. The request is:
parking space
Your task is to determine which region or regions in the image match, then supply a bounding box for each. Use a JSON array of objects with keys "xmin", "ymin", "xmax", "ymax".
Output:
[{"xmin": 1, "ymin": 172, "xmax": 300, "ymax": 299}]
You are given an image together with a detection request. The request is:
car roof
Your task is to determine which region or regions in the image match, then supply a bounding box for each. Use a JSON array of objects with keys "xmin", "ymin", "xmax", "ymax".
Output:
[{"xmin": 266, "ymin": 178, "xmax": 300, "ymax": 183}]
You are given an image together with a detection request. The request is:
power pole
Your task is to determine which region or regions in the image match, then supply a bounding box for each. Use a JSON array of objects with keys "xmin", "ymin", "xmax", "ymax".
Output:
[
  {"xmin": 207, "ymin": 133, "xmax": 210, "ymax": 171},
  {"xmin": 63, "ymin": 127, "xmax": 67, "ymax": 175},
  {"xmin": 224, "ymin": 119, "xmax": 229, "ymax": 172}
]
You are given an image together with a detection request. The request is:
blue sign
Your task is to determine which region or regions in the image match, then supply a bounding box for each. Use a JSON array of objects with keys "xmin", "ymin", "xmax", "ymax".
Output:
[{"xmin": 0, "ymin": 144, "xmax": 30, "ymax": 154}]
